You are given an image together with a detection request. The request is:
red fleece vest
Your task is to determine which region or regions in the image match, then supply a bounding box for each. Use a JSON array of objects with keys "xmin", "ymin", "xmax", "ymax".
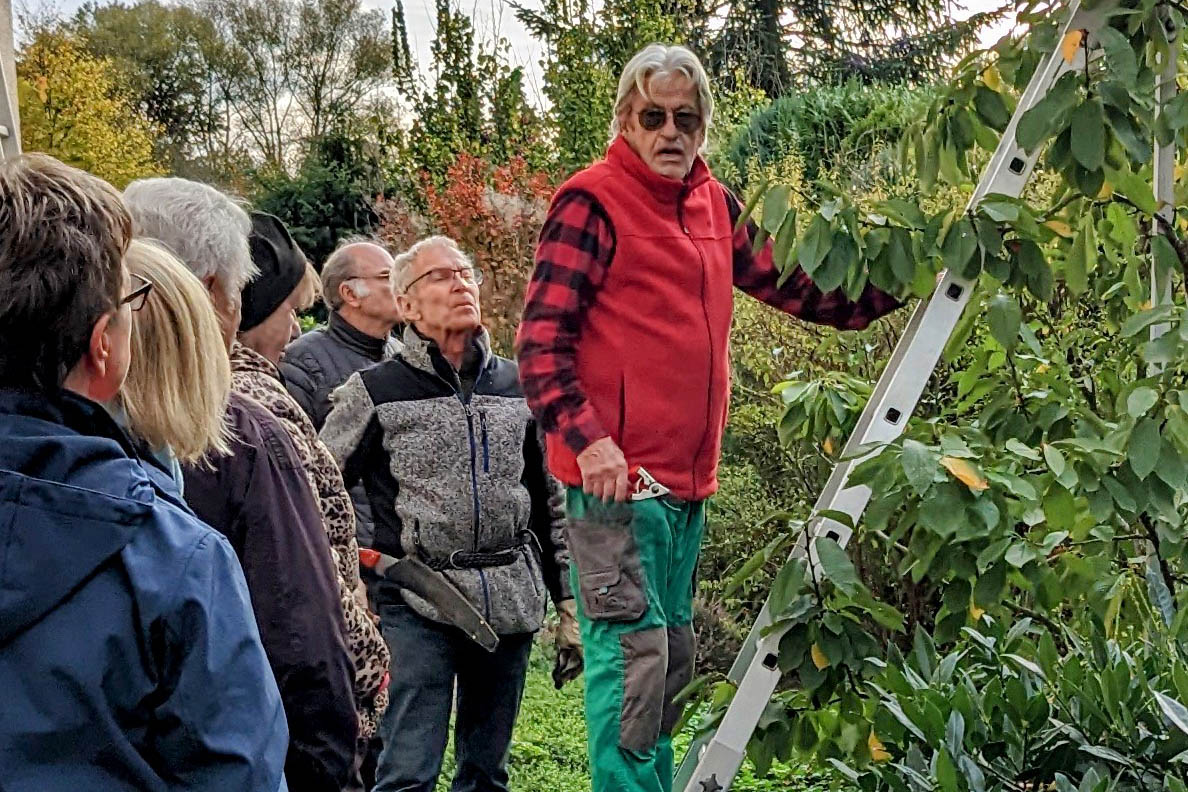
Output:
[{"xmin": 547, "ymin": 138, "xmax": 735, "ymax": 501}]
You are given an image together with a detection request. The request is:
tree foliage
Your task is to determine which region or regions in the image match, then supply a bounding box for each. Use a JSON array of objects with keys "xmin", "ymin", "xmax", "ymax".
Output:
[
  {"xmin": 690, "ymin": 2, "xmax": 1188, "ymax": 789},
  {"xmin": 376, "ymin": 153, "xmax": 553, "ymax": 352},
  {"xmin": 189, "ymin": 0, "xmax": 389, "ymax": 170},
  {"xmin": 388, "ymin": 0, "xmax": 549, "ymax": 191},
  {"xmin": 16, "ymin": 29, "xmax": 159, "ymax": 187},
  {"xmin": 513, "ymin": 0, "xmax": 687, "ymax": 173},
  {"xmin": 69, "ymin": 0, "xmax": 222, "ymax": 173},
  {"xmin": 252, "ymin": 117, "xmax": 389, "ymax": 265}
]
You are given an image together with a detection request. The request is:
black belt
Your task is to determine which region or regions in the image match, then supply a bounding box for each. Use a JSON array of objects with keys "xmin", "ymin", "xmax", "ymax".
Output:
[
  {"xmin": 426, "ymin": 548, "xmax": 520, "ymax": 571},
  {"xmin": 424, "ymin": 532, "xmax": 541, "ymax": 571}
]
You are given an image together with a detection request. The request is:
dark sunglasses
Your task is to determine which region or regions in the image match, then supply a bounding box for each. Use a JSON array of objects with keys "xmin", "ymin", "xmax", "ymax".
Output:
[
  {"xmin": 120, "ymin": 274, "xmax": 153, "ymax": 312},
  {"xmin": 638, "ymin": 107, "xmax": 702, "ymax": 134}
]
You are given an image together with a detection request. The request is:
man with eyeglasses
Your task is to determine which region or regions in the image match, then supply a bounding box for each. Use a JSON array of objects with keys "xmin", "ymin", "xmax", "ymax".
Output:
[
  {"xmin": 281, "ymin": 240, "xmax": 404, "ymax": 431},
  {"xmin": 517, "ymin": 44, "xmax": 906, "ymax": 792},
  {"xmin": 321, "ymin": 235, "xmax": 576, "ymax": 792}
]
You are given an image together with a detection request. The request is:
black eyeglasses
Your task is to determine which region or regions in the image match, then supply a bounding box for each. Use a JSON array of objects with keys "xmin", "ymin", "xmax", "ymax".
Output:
[
  {"xmin": 402, "ymin": 266, "xmax": 484, "ymax": 293},
  {"xmin": 120, "ymin": 274, "xmax": 153, "ymax": 312},
  {"xmin": 638, "ymin": 107, "xmax": 702, "ymax": 134}
]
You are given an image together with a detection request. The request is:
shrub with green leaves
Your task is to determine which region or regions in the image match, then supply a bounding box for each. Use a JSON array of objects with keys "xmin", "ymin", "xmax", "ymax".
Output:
[{"xmin": 688, "ymin": 1, "xmax": 1188, "ymax": 789}]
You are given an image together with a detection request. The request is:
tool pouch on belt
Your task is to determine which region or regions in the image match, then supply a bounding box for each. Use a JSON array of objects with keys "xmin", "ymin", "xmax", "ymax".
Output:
[{"xmin": 564, "ymin": 504, "xmax": 647, "ymax": 622}]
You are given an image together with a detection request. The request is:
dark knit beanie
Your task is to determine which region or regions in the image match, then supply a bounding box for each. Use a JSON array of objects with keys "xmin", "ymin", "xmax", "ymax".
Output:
[{"xmin": 241, "ymin": 212, "xmax": 306, "ymax": 331}]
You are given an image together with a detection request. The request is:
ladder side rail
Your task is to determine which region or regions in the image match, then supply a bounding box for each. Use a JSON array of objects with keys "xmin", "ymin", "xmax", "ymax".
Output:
[{"xmin": 1152, "ymin": 7, "xmax": 1178, "ymax": 342}]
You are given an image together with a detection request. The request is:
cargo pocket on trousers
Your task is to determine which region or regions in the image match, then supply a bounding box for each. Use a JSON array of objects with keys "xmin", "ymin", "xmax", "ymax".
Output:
[
  {"xmin": 565, "ymin": 507, "xmax": 647, "ymax": 622},
  {"xmin": 619, "ymin": 626, "xmax": 667, "ymax": 752}
]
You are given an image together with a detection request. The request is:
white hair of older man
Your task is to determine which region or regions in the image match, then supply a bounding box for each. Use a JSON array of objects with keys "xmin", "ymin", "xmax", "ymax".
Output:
[
  {"xmin": 122, "ymin": 177, "xmax": 257, "ymax": 293},
  {"xmin": 391, "ymin": 235, "xmax": 472, "ymax": 293},
  {"xmin": 608, "ymin": 43, "xmax": 714, "ymax": 146}
]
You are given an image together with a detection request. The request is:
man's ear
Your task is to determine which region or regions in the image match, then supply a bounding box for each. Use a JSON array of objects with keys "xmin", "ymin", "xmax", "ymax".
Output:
[
  {"xmin": 68, "ymin": 313, "xmax": 114, "ymax": 392},
  {"xmin": 339, "ymin": 281, "xmax": 358, "ymax": 308},
  {"xmin": 89, "ymin": 313, "xmax": 115, "ymax": 377},
  {"xmin": 396, "ymin": 291, "xmax": 417, "ymax": 322}
]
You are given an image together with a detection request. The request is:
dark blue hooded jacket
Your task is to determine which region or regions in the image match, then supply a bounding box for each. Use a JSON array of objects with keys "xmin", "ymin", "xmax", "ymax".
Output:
[{"xmin": 0, "ymin": 389, "xmax": 289, "ymax": 791}]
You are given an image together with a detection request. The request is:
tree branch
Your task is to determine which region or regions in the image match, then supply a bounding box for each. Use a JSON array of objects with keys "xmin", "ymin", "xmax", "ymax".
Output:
[{"xmin": 1141, "ymin": 513, "xmax": 1178, "ymax": 599}]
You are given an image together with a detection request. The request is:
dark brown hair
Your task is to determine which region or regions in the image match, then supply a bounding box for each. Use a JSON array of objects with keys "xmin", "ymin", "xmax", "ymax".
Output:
[{"xmin": 0, "ymin": 154, "xmax": 132, "ymax": 390}]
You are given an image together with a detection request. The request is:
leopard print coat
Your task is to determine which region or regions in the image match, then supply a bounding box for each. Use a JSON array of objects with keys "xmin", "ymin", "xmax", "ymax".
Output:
[{"xmin": 230, "ymin": 343, "xmax": 389, "ymax": 739}]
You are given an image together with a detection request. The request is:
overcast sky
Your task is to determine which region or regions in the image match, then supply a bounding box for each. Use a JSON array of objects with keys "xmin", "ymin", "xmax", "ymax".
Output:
[{"xmin": 14, "ymin": 0, "xmax": 1016, "ymax": 108}]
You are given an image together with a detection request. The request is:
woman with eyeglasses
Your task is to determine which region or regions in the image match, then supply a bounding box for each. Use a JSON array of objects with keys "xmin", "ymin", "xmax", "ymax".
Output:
[{"xmin": 117, "ymin": 238, "xmax": 233, "ymax": 495}]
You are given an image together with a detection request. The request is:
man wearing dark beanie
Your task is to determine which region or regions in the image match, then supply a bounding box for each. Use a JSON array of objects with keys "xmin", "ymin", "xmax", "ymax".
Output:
[{"xmin": 234, "ymin": 211, "xmax": 393, "ymax": 792}]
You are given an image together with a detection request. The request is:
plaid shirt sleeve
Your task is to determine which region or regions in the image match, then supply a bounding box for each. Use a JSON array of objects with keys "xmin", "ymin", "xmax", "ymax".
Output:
[
  {"xmin": 516, "ymin": 189, "xmax": 616, "ymax": 457},
  {"xmin": 724, "ymin": 189, "xmax": 904, "ymax": 329}
]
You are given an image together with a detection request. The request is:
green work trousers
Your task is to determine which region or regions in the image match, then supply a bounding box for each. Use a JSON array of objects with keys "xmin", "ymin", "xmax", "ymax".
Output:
[{"xmin": 565, "ymin": 488, "xmax": 706, "ymax": 792}]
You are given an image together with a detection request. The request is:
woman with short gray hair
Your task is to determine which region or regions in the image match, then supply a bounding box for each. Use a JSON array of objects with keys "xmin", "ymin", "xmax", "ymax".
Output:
[{"xmin": 123, "ymin": 177, "xmax": 257, "ymax": 348}]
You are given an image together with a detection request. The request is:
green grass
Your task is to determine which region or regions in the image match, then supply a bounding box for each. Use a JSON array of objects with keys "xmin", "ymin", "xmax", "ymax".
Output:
[{"xmin": 433, "ymin": 640, "xmax": 830, "ymax": 792}]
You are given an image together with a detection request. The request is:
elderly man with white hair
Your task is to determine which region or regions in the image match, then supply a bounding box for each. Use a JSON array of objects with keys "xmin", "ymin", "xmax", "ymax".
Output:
[
  {"xmin": 122, "ymin": 178, "xmax": 359, "ymax": 792},
  {"xmin": 321, "ymin": 235, "xmax": 575, "ymax": 792},
  {"xmin": 517, "ymin": 44, "xmax": 907, "ymax": 792}
]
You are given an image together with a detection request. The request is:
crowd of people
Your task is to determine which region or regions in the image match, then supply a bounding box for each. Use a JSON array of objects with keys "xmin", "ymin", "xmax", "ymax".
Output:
[{"xmin": 0, "ymin": 43, "xmax": 902, "ymax": 792}]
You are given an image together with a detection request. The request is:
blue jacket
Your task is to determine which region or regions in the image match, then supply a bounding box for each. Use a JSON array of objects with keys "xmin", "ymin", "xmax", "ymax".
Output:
[{"xmin": 0, "ymin": 389, "xmax": 289, "ymax": 791}]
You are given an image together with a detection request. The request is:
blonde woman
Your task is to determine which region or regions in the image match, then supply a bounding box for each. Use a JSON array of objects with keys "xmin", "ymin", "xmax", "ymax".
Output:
[{"xmin": 118, "ymin": 239, "xmax": 232, "ymax": 492}]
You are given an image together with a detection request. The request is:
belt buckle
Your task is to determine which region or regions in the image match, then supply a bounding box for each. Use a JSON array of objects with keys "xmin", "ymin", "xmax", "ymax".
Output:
[{"xmin": 631, "ymin": 466, "xmax": 671, "ymax": 501}]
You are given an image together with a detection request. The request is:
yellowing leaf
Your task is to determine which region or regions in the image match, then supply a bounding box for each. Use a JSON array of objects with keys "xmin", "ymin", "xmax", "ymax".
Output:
[
  {"xmin": 982, "ymin": 65, "xmax": 1003, "ymax": 92},
  {"xmin": 811, "ymin": 643, "xmax": 830, "ymax": 670},
  {"xmin": 1097, "ymin": 181, "xmax": 1114, "ymax": 199},
  {"xmin": 823, "ymin": 437, "xmax": 835, "ymax": 456},
  {"xmin": 970, "ymin": 602, "xmax": 986, "ymax": 620},
  {"xmin": 1175, "ymin": 164, "xmax": 1186, "ymax": 182},
  {"xmin": 941, "ymin": 456, "xmax": 989, "ymax": 491},
  {"xmin": 1062, "ymin": 30, "xmax": 1084, "ymax": 63},
  {"xmin": 1035, "ymin": 363, "xmax": 1050, "ymax": 374},
  {"xmin": 869, "ymin": 730, "xmax": 892, "ymax": 762},
  {"xmin": 1043, "ymin": 219, "xmax": 1073, "ymax": 238}
]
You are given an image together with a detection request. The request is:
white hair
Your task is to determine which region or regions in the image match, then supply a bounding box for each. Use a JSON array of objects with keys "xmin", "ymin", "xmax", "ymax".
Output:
[
  {"xmin": 122, "ymin": 177, "xmax": 257, "ymax": 293},
  {"xmin": 392, "ymin": 235, "xmax": 471, "ymax": 292},
  {"xmin": 348, "ymin": 280, "xmax": 372, "ymax": 301},
  {"xmin": 609, "ymin": 44, "xmax": 714, "ymax": 144}
]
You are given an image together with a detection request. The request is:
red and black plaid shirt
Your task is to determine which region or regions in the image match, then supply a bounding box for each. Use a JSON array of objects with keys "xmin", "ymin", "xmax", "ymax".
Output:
[{"xmin": 516, "ymin": 188, "xmax": 904, "ymax": 457}]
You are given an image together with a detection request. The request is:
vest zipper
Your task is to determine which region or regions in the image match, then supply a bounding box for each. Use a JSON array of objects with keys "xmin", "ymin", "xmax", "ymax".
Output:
[
  {"xmin": 678, "ymin": 189, "xmax": 715, "ymax": 498},
  {"xmin": 461, "ymin": 395, "xmax": 492, "ymax": 621},
  {"xmin": 423, "ymin": 345, "xmax": 494, "ymax": 622},
  {"xmin": 462, "ymin": 400, "xmax": 480, "ymax": 550},
  {"xmin": 479, "ymin": 409, "xmax": 490, "ymax": 473}
]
